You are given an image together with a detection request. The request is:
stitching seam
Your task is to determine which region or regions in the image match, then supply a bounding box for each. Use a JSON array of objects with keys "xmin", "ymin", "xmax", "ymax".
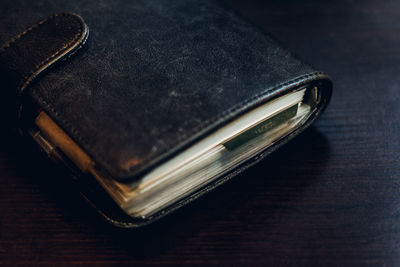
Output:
[
  {"xmin": 0, "ymin": 13, "xmax": 87, "ymax": 94},
  {"xmin": 0, "ymin": 15, "xmax": 56, "ymax": 52},
  {"xmin": 20, "ymin": 14, "xmax": 85, "ymax": 94}
]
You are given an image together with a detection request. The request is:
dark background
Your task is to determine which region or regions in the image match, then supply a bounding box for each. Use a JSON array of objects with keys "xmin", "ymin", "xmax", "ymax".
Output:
[{"xmin": 1, "ymin": 0, "xmax": 400, "ymax": 265}]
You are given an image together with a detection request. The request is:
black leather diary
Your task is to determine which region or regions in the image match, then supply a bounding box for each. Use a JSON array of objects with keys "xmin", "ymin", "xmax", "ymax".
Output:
[{"xmin": 0, "ymin": 0, "xmax": 332, "ymax": 227}]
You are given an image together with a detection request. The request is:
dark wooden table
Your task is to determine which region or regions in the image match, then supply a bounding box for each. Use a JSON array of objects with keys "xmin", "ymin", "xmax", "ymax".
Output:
[{"xmin": 1, "ymin": 0, "xmax": 400, "ymax": 265}]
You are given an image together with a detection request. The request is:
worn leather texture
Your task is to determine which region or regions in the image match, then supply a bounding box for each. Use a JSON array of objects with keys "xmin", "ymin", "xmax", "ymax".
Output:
[{"xmin": 0, "ymin": 0, "xmax": 332, "ymax": 181}]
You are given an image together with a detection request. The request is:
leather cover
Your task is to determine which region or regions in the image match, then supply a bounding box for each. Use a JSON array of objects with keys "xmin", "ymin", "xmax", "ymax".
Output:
[{"xmin": 0, "ymin": 0, "xmax": 332, "ymax": 227}]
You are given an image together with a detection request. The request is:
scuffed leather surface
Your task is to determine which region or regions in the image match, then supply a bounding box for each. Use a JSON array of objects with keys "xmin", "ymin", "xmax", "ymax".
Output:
[{"xmin": 0, "ymin": 0, "xmax": 331, "ymax": 180}]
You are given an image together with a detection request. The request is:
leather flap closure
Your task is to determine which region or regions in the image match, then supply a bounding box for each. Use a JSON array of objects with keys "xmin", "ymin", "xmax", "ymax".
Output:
[{"xmin": 0, "ymin": 13, "xmax": 89, "ymax": 96}]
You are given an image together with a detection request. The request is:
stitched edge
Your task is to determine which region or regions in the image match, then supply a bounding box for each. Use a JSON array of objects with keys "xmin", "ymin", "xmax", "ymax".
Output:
[
  {"xmin": 33, "ymin": 71, "xmax": 328, "ymax": 178},
  {"xmin": 0, "ymin": 13, "xmax": 88, "ymax": 95},
  {"xmin": 18, "ymin": 18, "xmax": 82, "ymax": 93},
  {"xmin": 0, "ymin": 15, "xmax": 55, "ymax": 52}
]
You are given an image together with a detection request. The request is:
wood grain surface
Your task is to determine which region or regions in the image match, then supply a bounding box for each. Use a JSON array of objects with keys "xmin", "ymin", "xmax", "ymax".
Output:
[{"xmin": 1, "ymin": 0, "xmax": 400, "ymax": 265}]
